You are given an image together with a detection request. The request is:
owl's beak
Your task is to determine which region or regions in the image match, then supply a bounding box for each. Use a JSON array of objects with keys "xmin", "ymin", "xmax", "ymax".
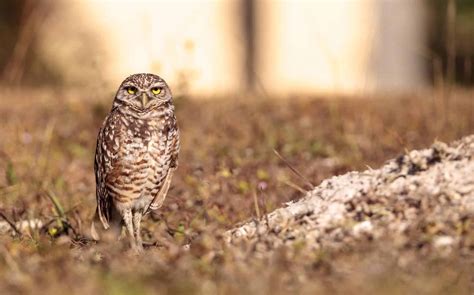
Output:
[{"xmin": 141, "ymin": 93, "xmax": 149, "ymax": 108}]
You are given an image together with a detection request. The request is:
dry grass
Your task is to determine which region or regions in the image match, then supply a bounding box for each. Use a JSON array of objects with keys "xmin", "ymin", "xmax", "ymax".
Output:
[{"xmin": 0, "ymin": 88, "xmax": 473, "ymax": 294}]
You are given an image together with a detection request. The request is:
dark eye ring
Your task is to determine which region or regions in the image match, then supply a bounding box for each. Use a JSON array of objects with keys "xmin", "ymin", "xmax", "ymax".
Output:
[{"xmin": 125, "ymin": 86, "xmax": 138, "ymax": 95}]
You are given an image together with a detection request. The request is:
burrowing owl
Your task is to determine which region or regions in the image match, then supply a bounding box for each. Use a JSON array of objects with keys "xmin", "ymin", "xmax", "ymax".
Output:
[{"xmin": 91, "ymin": 73, "xmax": 179, "ymax": 251}]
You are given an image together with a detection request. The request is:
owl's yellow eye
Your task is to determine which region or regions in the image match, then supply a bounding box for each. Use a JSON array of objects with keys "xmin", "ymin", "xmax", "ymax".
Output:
[
  {"xmin": 151, "ymin": 87, "xmax": 162, "ymax": 95},
  {"xmin": 125, "ymin": 86, "xmax": 137, "ymax": 95}
]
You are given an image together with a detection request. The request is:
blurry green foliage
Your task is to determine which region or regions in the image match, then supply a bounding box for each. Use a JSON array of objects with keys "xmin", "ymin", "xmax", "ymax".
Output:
[{"xmin": 6, "ymin": 161, "xmax": 16, "ymax": 185}]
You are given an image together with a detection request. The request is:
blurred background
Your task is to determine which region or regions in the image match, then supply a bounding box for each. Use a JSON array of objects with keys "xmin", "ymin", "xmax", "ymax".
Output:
[
  {"xmin": 0, "ymin": 0, "xmax": 473, "ymax": 227},
  {"xmin": 1, "ymin": 0, "xmax": 474, "ymax": 233},
  {"xmin": 0, "ymin": 1, "xmax": 473, "ymax": 293},
  {"xmin": 0, "ymin": 0, "xmax": 472, "ymax": 96}
]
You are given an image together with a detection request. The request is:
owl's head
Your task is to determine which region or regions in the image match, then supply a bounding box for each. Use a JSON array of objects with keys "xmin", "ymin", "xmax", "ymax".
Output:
[{"xmin": 113, "ymin": 73, "xmax": 173, "ymax": 112}]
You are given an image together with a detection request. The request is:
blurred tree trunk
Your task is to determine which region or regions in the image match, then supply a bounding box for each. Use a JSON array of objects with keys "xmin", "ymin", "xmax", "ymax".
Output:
[
  {"xmin": 241, "ymin": 0, "xmax": 256, "ymax": 92},
  {"xmin": 2, "ymin": 0, "xmax": 48, "ymax": 85},
  {"xmin": 446, "ymin": 0, "xmax": 456, "ymax": 86}
]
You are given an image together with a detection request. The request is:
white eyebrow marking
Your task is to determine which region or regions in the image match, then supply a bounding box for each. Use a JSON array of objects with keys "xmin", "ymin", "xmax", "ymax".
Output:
[{"xmin": 150, "ymin": 82, "xmax": 166, "ymax": 88}]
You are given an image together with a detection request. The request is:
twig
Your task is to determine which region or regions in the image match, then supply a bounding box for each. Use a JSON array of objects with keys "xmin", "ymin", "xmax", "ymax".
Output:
[
  {"xmin": 258, "ymin": 186, "xmax": 270, "ymax": 226},
  {"xmin": 45, "ymin": 189, "xmax": 65, "ymax": 218},
  {"xmin": 252, "ymin": 189, "xmax": 261, "ymax": 219},
  {"xmin": 280, "ymin": 179, "xmax": 307, "ymax": 194},
  {"xmin": 273, "ymin": 149, "xmax": 314, "ymax": 189},
  {"xmin": 45, "ymin": 189, "xmax": 65, "ymax": 231},
  {"xmin": 0, "ymin": 211, "xmax": 22, "ymax": 237}
]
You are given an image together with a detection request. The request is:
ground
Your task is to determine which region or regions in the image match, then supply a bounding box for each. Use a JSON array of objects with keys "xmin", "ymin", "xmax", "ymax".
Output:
[
  {"xmin": 0, "ymin": 88, "xmax": 473, "ymax": 294},
  {"xmin": 226, "ymin": 135, "xmax": 474, "ymax": 260}
]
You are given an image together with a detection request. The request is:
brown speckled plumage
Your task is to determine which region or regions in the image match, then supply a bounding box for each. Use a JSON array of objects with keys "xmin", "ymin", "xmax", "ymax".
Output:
[{"xmin": 92, "ymin": 73, "xmax": 179, "ymax": 251}]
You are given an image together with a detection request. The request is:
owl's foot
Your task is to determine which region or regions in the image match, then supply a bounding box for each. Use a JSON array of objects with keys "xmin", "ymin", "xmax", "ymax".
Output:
[{"xmin": 130, "ymin": 242, "xmax": 144, "ymax": 254}]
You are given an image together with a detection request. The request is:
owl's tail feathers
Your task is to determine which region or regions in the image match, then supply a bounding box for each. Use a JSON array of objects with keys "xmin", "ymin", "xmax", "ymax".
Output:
[
  {"xmin": 90, "ymin": 219, "xmax": 101, "ymax": 241},
  {"xmin": 90, "ymin": 208, "xmax": 122, "ymax": 242}
]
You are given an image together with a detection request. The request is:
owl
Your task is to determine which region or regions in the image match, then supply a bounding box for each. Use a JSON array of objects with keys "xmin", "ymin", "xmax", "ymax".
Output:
[{"xmin": 91, "ymin": 73, "xmax": 179, "ymax": 252}]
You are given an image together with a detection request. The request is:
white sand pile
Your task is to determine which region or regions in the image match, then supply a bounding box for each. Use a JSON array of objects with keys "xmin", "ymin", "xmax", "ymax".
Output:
[{"xmin": 225, "ymin": 135, "xmax": 474, "ymax": 255}]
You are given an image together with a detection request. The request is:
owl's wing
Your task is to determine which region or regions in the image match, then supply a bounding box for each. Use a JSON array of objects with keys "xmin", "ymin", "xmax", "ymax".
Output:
[
  {"xmin": 94, "ymin": 111, "xmax": 122, "ymax": 229},
  {"xmin": 169, "ymin": 116, "xmax": 180, "ymax": 168},
  {"xmin": 148, "ymin": 120, "xmax": 179, "ymax": 212},
  {"xmin": 148, "ymin": 169, "xmax": 174, "ymax": 212}
]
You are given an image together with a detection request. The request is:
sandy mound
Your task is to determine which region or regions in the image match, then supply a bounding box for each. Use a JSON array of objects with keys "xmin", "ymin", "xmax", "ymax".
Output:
[{"xmin": 225, "ymin": 135, "xmax": 474, "ymax": 255}]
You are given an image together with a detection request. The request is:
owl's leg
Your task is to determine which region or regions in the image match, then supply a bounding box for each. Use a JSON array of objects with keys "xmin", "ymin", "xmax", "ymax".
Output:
[
  {"xmin": 122, "ymin": 209, "xmax": 138, "ymax": 251},
  {"xmin": 132, "ymin": 211, "xmax": 144, "ymax": 251}
]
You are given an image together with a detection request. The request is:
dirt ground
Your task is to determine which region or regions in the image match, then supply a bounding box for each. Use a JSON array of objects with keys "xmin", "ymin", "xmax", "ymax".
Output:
[{"xmin": 0, "ymin": 88, "xmax": 473, "ymax": 294}]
